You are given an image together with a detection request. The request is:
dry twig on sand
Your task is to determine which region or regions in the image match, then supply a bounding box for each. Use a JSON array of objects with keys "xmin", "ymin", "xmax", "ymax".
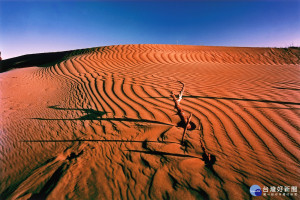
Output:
[
  {"xmin": 171, "ymin": 82, "xmax": 215, "ymax": 166},
  {"xmin": 177, "ymin": 81, "xmax": 185, "ymax": 104},
  {"xmin": 171, "ymin": 82, "xmax": 194, "ymax": 145},
  {"xmin": 171, "ymin": 84, "xmax": 191, "ymax": 130}
]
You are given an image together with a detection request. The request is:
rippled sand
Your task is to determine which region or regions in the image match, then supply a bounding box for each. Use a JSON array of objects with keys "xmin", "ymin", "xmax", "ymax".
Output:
[{"xmin": 1, "ymin": 44, "xmax": 299, "ymax": 199}]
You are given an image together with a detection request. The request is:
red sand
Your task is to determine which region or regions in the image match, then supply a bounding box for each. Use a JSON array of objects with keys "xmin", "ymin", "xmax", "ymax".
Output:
[{"xmin": 0, "ymin": 44, "xmax": 299, "ymax": 199}]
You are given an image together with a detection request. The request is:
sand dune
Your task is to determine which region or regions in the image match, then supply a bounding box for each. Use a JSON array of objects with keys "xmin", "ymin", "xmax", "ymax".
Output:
[{"xmin": 0, "ymin": 44, "xmax": 299, "ymax": 199}]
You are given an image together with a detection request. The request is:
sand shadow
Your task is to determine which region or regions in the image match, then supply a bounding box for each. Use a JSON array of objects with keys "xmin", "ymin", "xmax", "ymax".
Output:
[
  {"xmin": 0, "ymin": 51, "xmax": 72, "ymax": 73},
  {"xmin": 273, "ymin": 87, "xmax": 300, "ymax": 91},
  {"xmin": 48, "ymin": 105, "xmax": 107, "ymax": 120},
  {"xmin": 32, "ymin": 116, "xmax": 174, "ymax": 126},
  {"xmin": 148, "ymin": 95, "xmax": 300, "ymax": 106},
  {"xmin": 32, "ymin": 106, "xmax": 174, "ymax": 126},
  {"xmin": 21, "ymin": 139, "xmax": 177, "ymax": 144},
  {"xmin": 0, "ymin": 48, "xmax": 94, "ymax": 73},
  {"xmin": 249, "ymin": 106, "xmax": 300, "ymax": 110},
  {"xmin": 28, "ymin": 163, "xmax": 68, "ymax": 200},
  {"xmin": 127, "ymin": 150, "xmax": 201, "ymax": 159},
  {"xmin": 177, "ymin": 120, "xmax": 197, "ymax": 130},
  {"xmin": 128, "ymin": 150, "xmax": 219, "ymax": 176}
]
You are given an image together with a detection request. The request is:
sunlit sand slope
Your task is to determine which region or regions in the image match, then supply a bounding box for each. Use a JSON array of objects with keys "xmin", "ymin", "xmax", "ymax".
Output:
[{"xmin": 1, "ymin": 44, "xmax": 299, "ymax": 199}]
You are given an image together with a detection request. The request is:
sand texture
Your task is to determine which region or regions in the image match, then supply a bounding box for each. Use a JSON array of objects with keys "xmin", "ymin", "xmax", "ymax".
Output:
[{"xmin": 0, "ymin": 44, "xmax": 299, "ymax": 199}]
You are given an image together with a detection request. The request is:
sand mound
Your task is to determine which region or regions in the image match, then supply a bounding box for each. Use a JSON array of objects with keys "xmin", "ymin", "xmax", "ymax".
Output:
[{"xmin": 1, "ymin": 44, "xmax": 299, "ymax": 199}]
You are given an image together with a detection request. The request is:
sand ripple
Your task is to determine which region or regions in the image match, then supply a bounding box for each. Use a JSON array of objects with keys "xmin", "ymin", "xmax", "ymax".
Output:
[{"xmin": 0, "ymin": 44, "xmax": 299, "ymax": 199}]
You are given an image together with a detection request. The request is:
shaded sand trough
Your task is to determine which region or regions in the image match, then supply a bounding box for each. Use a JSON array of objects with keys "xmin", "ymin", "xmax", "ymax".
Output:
[{"xmin": 0, "ymin": 44, "xmax": 300, "ymax": 199}]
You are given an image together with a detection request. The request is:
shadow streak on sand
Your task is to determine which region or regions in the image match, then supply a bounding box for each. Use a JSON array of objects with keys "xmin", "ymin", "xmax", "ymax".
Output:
[
  {"xmin": 21, "ymin": 139, "xmax": 177, "ymax": 144},
  {"xmin": 128, "ymin": 150, "xmax": 223, "ymax": 182},
  {"xmin": 127, "ymin": 150, "xmax": 201, "ymax": 159},
  {"xmin": 250, "ymin": 106, "xmax": 300, "ymax": 110},
  {"xmin": 32, "ymin": 106, "xmax": 174, "ymax": 126},
  {"xmin": 149, "ymin": 96, "xmax": 300, "ymax": 106},
  {"xmin": 32, "ymin": 117, "xmax": 174, "ymax": 126},
  {"xmin": 273, "ymin": 87, "xmax": 300, "ymax": 91},
  {"xmin": 48, "ymin": 105, "xmax": 107, "ymax": 119},
  {"xmin": 28, "ymin": 164, "xmax": 68, "ymax": 200},
  {"xmin": 128, "ymin": 150, "xmax": 217, "ymax": 167}
]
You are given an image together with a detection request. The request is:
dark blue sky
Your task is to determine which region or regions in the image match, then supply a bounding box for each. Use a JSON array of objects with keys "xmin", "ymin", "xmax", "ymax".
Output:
[{"xmin": 0, "ymin": 0, "xmax": 299, "ymax": 59}]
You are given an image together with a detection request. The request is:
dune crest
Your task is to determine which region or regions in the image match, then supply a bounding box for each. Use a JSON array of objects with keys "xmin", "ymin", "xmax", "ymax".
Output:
[{"xmin": 1, "ymin": 44, "xmax": 299, "ymax": 199}]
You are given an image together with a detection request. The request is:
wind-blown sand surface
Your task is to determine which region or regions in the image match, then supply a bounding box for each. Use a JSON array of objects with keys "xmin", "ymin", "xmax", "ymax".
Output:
[{"xmin": 0, "ymin": 44, "xmax": 299, "ymax": 199}]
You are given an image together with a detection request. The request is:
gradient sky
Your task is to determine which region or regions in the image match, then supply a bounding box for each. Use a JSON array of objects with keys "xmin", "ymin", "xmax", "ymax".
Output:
[{"xmin": 0, "ymin": 0, "xmax": 299, "ymax": 59}]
